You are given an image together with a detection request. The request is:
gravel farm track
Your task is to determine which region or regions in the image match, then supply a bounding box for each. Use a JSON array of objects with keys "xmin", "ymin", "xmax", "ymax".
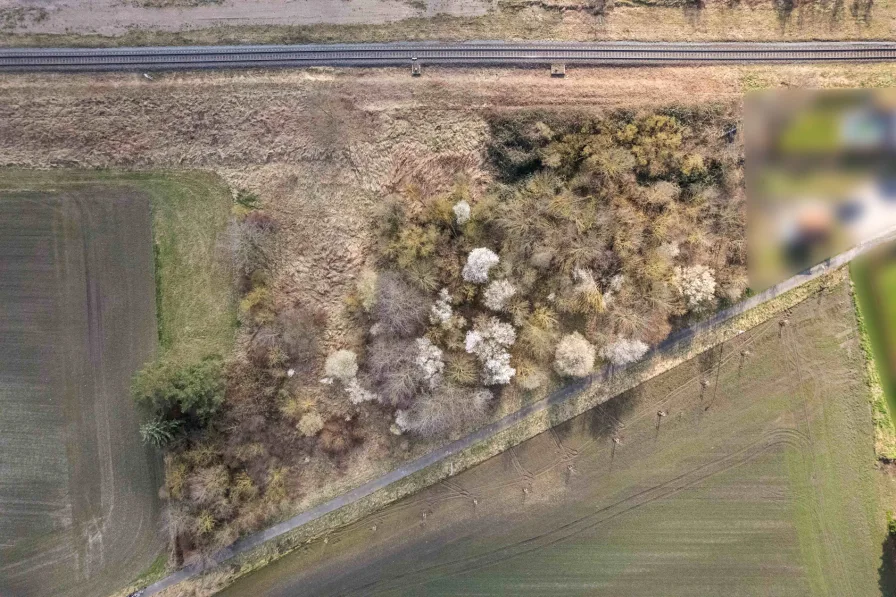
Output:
[{"xmin": 3, "ymin": 41, "xmax": 896, "ymax": 72}]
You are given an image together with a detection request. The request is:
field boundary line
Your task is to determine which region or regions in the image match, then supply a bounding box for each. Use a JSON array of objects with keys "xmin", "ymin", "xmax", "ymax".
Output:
[{"xmin": 139, "ymin": 224, "xmax": 896, "ymax": 597}]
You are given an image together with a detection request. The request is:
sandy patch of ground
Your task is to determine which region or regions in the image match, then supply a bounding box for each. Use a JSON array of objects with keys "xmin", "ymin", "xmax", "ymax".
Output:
[{"xmin": 0, "ymin": 0, "xmax": 490, "ymax": 35}]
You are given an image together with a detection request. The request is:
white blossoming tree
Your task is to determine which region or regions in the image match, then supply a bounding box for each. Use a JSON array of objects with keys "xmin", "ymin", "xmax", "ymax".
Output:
[
  {"xmin": 554, "ymin": 332, "xmax": 596, "ymax": 377},
  {"xmin": 462, "ymin": 248, "xmax": 499, "ymax": 284},
  {"xmin": 600, "ymin": 338, "xmax": 649, "ymax": 366},
  {"xmin": 465, "ymin": 317, "xmax": 516, "ymax": 385},
  {"xmin": 483, "ymin": 279, "xmax": 517, "ymax": 312},
  {"xmin": 453, "ymin": 200, "xmax": 471, "ymax": 225},
  {"xmin": 324, "ymin": 349, "xmax": 377, "ymax": 404},
  {"xmin": 415, "ymin": 337, "xmax": 445, "ymax": 388},
  {"xmin": 430, "ymin": 288, "xmax": 453, "ymax": 326},
  {"xmin": 673, "ymin": 264, "xmax": 717, "ymax": 310},
  {"xmin": 345, "ymin": 378, "xmax": 377, "ymax": 404}
]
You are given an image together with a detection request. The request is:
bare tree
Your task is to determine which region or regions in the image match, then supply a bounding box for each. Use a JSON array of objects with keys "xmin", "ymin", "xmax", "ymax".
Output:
[
  {"xmin": 365, "ymin": 338, "xmax": 425, "ymax": 408},
  {"xmin": 374, "ymin": 271, "xmax": 429, "ymax": 337},
  {"xmin": 223, "ymin": 211, "xmax": 279, "ymax": 285},
  {"xmin": 399, "ymin": 384, "xmax": 493, "ymax": 437}
]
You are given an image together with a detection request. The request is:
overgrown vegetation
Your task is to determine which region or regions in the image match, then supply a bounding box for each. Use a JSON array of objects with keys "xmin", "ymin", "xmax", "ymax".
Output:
[
  {"xmin": 331, "ymin": 107, "xmax": 745, "ymax": 442},
  {"xmin": 135, "ymin": 107, "xmax": 747, "ymax": 567}
]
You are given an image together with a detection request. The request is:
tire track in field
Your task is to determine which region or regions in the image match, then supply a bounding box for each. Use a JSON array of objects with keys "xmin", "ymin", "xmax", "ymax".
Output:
[
  {"xmin": 339, "ymin": 428, "xmax": 808, "ymax": 597},
  {"xmin": 781, "ymin": 311, "xmax": 852, "ymax": 597},
  {"xmin": 456, "ymin": 326, "xmax": 769, "ymax": 498}
]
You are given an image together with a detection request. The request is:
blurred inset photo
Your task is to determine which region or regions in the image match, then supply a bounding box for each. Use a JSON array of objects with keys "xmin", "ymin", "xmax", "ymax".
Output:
[{"xmin": 748, "ymin": 89, "xmax": 896, "ymax": 289}]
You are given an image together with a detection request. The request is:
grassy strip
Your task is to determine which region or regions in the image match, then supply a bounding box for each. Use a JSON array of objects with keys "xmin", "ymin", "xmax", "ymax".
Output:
[
  {"xmin": 850, "ymin": 260, "xmax": 896, "ymax": 461},
  {"xmin": 131, "ymin": 554, "xmax": 169, "ymax": 588},
  {"xmin": 157, "ymin": 267, "xmax": 846, "ymax": 597},
  {"xmin": 0, "ymin": 169, "xmax": 236, "ymax": 362}
]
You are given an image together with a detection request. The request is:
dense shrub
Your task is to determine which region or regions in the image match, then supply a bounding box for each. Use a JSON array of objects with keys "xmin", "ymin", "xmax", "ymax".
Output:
[
  {"xmin": 132, "ymin": 355, "xmax": 226, "ymax": 437},
  {"xmin": 374, "ymin": 271, "xmax": 429, "ymax": 337},
  {"xmin": 319, "ymin": 418, "xmax": 363, "ymax": 455},
  {"xmin": 297, "ymin": 411, "xmax": 325, "ymax": 437},
  {"xmin": 360, "ymin": 107, "xmax": 744, "ymax": 437},
  {"xmin": 554, "ymin": 332, "xmax": 596, "ymax": 377},
  {"xmin": 140, "ymin": 417, "xmax": 181, "ymax": 448}
]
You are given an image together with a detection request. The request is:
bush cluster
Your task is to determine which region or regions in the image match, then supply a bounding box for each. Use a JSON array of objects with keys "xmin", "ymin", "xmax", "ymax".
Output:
[
  {"xmin": 355, "ymin": 107, "xmax": 744, "ymax": 438},
  {"xmin": 138, "ymin": 195, "xmax": 349, "ymax": 563}
]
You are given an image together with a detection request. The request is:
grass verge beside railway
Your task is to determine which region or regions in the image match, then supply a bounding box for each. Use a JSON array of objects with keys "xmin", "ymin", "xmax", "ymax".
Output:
[{"xmin": 0, "ymin": 169, "xmax": 236, "ymax": 363}]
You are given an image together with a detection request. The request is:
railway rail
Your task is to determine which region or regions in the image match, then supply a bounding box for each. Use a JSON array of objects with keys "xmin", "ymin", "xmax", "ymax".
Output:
[{"xmin": 3, "ymin": 41, "xmax": 896, "ymax": 72}]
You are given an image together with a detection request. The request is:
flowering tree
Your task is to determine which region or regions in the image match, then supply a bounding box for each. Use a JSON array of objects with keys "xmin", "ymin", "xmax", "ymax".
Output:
[
  {"xmin": 453, "ymin": 200, "xmax": 471, "ymax": 225},
  {"xmin": 600, "ymin": 338, "xmax": 649, "ymax": 366},
  {"xmin": 673, "ymin": 265, "xmax": 716, "ymax": 310},
  {"xmin": 483, "ymin": 279, "xmax": 517, "ymax": 312},
  {"xmin": 554, "ymin": 332, "xmax": 596, "ymax": 377},
  {"xmin": 430, "ymin": 288, "xmax": 453, "ymax": 326},
  {"xmin": 415, "ymin": 337, "xmax": 445, "ymax": 388},
  {"xmin": 462, "ymin": 248, "xmax": 500, "ymax": 284},
  {"xmin": 465, "ymin": 317, "xmax": 516, "ymax": 385}
]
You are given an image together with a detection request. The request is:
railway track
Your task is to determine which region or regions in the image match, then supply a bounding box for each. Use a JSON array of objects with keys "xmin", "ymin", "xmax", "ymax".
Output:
[{"xmin": 3, "ymin": 41, "xmax": 896, "ymax": 72}]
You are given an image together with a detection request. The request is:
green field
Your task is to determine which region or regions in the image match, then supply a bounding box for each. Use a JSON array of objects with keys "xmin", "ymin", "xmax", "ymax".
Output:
[
  {"xmin": 0, "ymin": 169, "xmax": 235, "ymax": 596},
  {"xmin": 0, "ymin": 183, "xmax": 162, "ymax": 596},
  {"xmin": 0, "ymin": 169, "xmax": 236, "ymax": 362},
  {"xmin": 221, "ymin": 279, "xmax": 890, "ymax": 596},
  {"xmin": 851, "ymin": 251, "xmax": 896, "ymax": 460}
]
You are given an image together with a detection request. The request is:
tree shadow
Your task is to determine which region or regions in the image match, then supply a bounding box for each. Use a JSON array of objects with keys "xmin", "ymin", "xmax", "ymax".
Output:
[
  {"xmin": 880, "ymin": 534, "xmax": 896, "ymax": 596},
  {"xmin": 551, "ymin": 385, "xmax": 641, "ymax": 445},
  {"xmin": 584, "ymin": 385, "xmax": 642, "ymax": 441}
]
